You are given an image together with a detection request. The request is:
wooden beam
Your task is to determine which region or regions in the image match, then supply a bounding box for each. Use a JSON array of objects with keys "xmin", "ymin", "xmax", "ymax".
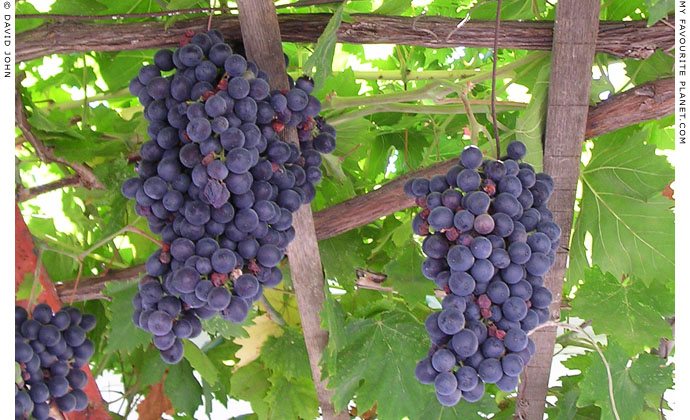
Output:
[
  {"xmin": 234, "ymin": 2, "xmax": 348, "ymax": 419},
  {"xmin": 16, "ymin": 14, "xmax": 672, "ymax": 63},
  {"xmin": 514, "ymin": 2, "xmax": 601, "ymax": 419}
]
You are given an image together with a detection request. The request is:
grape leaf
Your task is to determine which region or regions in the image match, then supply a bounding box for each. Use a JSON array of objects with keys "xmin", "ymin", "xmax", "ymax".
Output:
[
  {"xmin": 95, "ymin": 51, "xmax": 153, "ymax": 92},
  {"xmin": 131, "ymin": 346, "xmax": 167, "ymax": 388},
  {"xmin": 50, "ymin": 0, "xmax": 107, "ymax": 14},
  {"xmin": 260, "ymin": 327, "xmax": 312, "ymax": 381},
  {"xmin": 182, "ymin": 340, "xmax": 220, "ymax": 386},
  {"xmin": 164, "ymin": 359, "xmax": 202, "ymax": 415},
  {"xmin": 570, "ymin": 267, "xmax": 673, "ymax": 356},
  {"xmin": 515, "ymin": 60, "xmax": 549, "ymax": 171},
  {"xmin": 645, "ymin": 0, "xmax": 674, "ymax": 25},
  {"xmin": 324, "ymin": 308, "xmax": 431, "ymax": 419},
  {"xmin": 319, "ymin": 287, "xmax": 348, "ymax": 375},
  {"xmin": 233, "ymin": 314, "xmax": 283, "ymax": 369},
  {"xmin": 229, "ymin": 361, "xmax": 271, "ymax": 419},
  {"xmin": 303, "ymin": 1, "xmax": 346, "ymax": 91},
  {"xmin": 383, "ymin": 241, "xmax": 434, "ymax": 305},
  {"xmin": 103, "ymin": 280, "xmax": 151, "ymax": 355},
  {"xmin": 374, "ymin": 0, "xmax": 412, "ymax": 14},
  {"xmin": 319, "ymin": 230, "xmax": 366, "ymax": 291},
  {"xmin": 16, "ymin": 2, "xmax": 44, "ymax": 34},
  {"xmin": 567, "ymin": 129, "xmax": 674, "ymax": 286},
  {"xmin": 578, "ymin": 341, "xmax": 673, "ymax": 420},
  {"xmin": 202, "ymin": 313, "xmax": 252, "ymax": 339},
  {"xmin": 264, "ymin": 373, "xmax": 319, "ymax": 420}
]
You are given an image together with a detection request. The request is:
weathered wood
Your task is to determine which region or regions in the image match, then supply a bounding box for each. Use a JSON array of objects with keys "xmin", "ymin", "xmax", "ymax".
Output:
[
  {"xmin": 17, "ymin": 13, "xmax": 672, "ymax": 63},
  {"xmin": 514, "ymin": 2, "xmax": 601, "ymax": 419},
  {"xmin": 234, "ymin": 2, "xmax": 348, "ymax": 419},
  {"xmin": 54, "ymin": 77, "xmax": 674, "ymax": 302},
  {"xmin": 586, "ymin": 76, "xmax": 674, "ymax": 138}
]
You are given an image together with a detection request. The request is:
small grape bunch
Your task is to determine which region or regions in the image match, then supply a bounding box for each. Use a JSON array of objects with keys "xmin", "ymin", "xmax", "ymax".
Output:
[
  {"xmin": 15, "ymin": 304, "xmax": 96, "ymax": 419},
  {"xmin": 406, "ymin": 141, "xmax": 559, "ymax": 406}
]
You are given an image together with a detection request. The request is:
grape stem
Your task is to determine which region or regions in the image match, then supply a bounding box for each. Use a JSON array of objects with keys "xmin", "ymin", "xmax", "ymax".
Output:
[
  {"xmin": 491, "ymin": 0, "xmax": 502, "ymax": 159},
  {"xmin": 531, "ymin": 321, "xmax": 621, "ymax": 420}
]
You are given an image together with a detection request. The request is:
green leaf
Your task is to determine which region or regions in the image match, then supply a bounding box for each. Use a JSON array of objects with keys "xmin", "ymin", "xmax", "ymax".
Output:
[
  {"xmin": 570, "ymin": 267, "xmax": 673, "ymax": 356},
  {"xmin": 167, "ymin": 0, "xmax": 205, "ymax": 10},
  {"xmin": 50, "ymin": 0, "xmax": 107, "ymax": 14},
  {"xmin": 202, "ymin": 314, "xmax": 252, "ymax": 339},
  {"xmin": 229, "ymin": 362, "xmax": 271, "ymax": 419},
  {"xmin": 95, "ymin": 51, "xmax": 152, "ymax": 92},
  {"xmin": 265, "ymin": 373, "xmax": 319, "ymax": 420},
  {"xmin": 324, "ymin": 309, "xmax": 431, "ymax": 419},
  {"xmin": 578, "ymin": 341, "xmax": 673, "ymax": 420},
  {"xmin": 383, "ymin": 240, "xmax": 433, "ymax": 305},
  {"xmin": 319, "ymin": 230, "xmax": 366, "ymax": 291},
  {"xmin": 131, "ymin": 346, "xmax": 167, "ymax": 388},
  {"xmin": 515, "ymin": 60, "xmax": 550, "ymax": 171},
  {"xmin": 260, "ymin": 327, "xmax": 312, "ymax": 381},
  {"xmin": 164, "ymin": 359, "xmax": 203, "ymax": 415},
  {"xmin": 645, "ymin": 0, "xmax": 674, "ymax": 25},
  {"xmin": 320, "ymin": 287, "xmax": 348, "ymax": 357},
  {"xmin": 623, "ymin": 50, "xmax": 674, "ymax": 86},
  {"xmin": 568, "ymin": 130, "xmax": 675, "ymax": 286},
  {"xmin": 303, "ymin": 1, "xmax": 346, "ymax": 91},
  {"xmin": 374, "ymin": 0, "xmax": 412, "ymax": 14},
  {"xmin": 16, "ymin": 2, "xmax": 44, "ymax": 34},
  {"xmin": 103, "ymin": 280, "xmax": 151, "ymax": 355},
  {"xmin": 390, "ymin": 220, "xmax": 413, "ymax": 248},
  {"xmin": 183, "ymin": 340, "xmax": 220, "ymax": 386}
]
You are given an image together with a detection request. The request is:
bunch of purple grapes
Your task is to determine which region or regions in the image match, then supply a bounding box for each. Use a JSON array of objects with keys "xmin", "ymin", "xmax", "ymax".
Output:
[
  {"xmin": 121, "ymin": 30, "xmax": 336, "ymax": 364},
  {"xmin": 15, "ymin": 304, "xmax": 96, "ymax": 419},
  {"xmin": 407, "ymin": 141, "xmax": 559, "ymax": 406}
]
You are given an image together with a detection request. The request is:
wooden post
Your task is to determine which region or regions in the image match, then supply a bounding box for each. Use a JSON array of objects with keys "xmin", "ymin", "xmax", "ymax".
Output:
[
  {"xmin": 514, "ymin": 1, "xmax": 601, "ymax": 419},
  {"xmin": 234, "ymin": 2, "xmax": 349, "ymax": 419}
]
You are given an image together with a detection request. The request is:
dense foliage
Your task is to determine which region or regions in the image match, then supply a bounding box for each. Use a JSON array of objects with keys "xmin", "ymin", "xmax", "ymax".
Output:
[{"xmin": 15, "ymin": 0, "xmax": 675, "ymax": 419}]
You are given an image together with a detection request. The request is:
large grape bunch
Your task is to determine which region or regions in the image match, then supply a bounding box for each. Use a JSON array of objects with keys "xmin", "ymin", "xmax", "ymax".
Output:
[
  {"xmin": 407, "ymin": 141, "xmax": 559, "ymax": 406},
  {"xmin": 15, "ymin": 304, "xmax": 97, "ymax": 419},
  {"xmin": 121, "ymin": 30, "xmax": 336, "ymax": 364}
]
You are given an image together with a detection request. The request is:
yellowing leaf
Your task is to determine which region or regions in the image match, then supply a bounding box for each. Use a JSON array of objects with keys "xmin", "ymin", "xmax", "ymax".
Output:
[{"xmin": 233, "ymin": 314, "xmax": 283, "ymax": 370}]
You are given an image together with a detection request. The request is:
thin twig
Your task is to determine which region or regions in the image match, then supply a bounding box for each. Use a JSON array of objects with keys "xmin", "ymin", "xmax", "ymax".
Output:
[
  {"xmin": 491, "ymin": 0, "xmax": 502, "ymax": 159},
  {"xmin": 207, "ymin": 0, "xmax": 214, "ymax": 31},
  {"xmin": 16, "ymin": 175, "xmax": 83, "ymax": 202},
  {"xmin": 69, "ymin": 262, "xmax": 84, "ymax": 306}
]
